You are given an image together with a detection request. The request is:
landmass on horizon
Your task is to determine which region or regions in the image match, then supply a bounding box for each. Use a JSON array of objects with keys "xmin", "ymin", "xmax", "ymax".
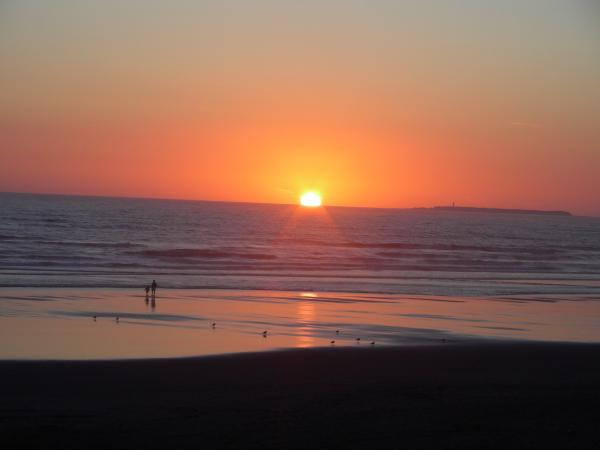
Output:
[
  {"xmin": 432, "ymin": 205, "xmax": 572, "ymax": 216},
  {"xmin": 0, "ymin": 191, "xmax": 575, "ymax": 217}
]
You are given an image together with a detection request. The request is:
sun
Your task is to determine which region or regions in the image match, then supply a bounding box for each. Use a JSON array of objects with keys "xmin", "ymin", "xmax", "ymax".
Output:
[{"xmin": 299, "ymin": 191, "xmax": 322, "ymax": 207}]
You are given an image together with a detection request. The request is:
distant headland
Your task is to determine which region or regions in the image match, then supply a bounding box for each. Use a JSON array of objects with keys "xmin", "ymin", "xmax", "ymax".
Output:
[{"xmin": 432, "ymin": 206, "xmax": 572, "ymax": 216}]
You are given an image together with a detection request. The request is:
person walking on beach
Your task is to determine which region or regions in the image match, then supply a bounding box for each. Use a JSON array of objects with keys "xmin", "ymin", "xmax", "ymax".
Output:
[{"xmin": 151, "ymin": 279, "xmax": 157, "ymax": 296}]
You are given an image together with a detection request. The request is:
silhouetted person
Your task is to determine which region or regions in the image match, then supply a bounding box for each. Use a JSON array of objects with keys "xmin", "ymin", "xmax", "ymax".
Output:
[
  {"xmin": 151, "ymin": 280, "xmax": 157, "ymax": 296},
  {"xmin": 145, "ymin": 285, "xmax": 150, "ymax": 296}
]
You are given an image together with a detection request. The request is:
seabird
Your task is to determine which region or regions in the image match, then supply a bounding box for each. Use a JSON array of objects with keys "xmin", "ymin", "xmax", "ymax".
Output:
[
  {"xmin": 262, "ymin": 330, "xmax": 268, "ymax": 337},
  {"xmin": 336, "ymin": 330, "xmax": 340, "ymax": 334},
  {"xmin": 212, "ymin": 322, "xmax": 216, "ymax": 328},
  {"xmin": 330, "ymin": 340, "xmax": 335, "ymax": 344},
  {"xmin": 116, "ymin": 317, "xmax": 119, "ymax": 323},
  {"xmin": 370, "ymin": 341, "xmax": 375, "ymax": 345},
  {"xmin": 356, "ymin": 337, "xmax": 361, "ymax": 342},
  {"xmin": 93, "ymin": 315, "xmax": 97, "ymax": 321}
]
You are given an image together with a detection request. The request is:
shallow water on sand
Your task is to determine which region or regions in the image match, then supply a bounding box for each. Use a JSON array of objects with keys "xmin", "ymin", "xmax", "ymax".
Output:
[{"xmin": 1, "ymin": 288, "xmax": 599, "ymax": 359}]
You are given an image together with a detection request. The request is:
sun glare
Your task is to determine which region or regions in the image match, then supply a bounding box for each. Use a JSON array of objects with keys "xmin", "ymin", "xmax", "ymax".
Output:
[{"xmin": 300, "ymin": 192, "xmax": 322, "ymax": 207}]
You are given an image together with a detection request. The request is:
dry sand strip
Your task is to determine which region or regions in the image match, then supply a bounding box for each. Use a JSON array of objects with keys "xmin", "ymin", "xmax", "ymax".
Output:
[{"xmin": 1, "ymin": 343, "xmax": 600, "ymax": 450}]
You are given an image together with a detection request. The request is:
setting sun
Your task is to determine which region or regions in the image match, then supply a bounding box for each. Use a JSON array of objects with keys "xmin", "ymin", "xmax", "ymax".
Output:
[{"xmin": 299, "ymin": 192, "xmax": 322, "ymax": 207}]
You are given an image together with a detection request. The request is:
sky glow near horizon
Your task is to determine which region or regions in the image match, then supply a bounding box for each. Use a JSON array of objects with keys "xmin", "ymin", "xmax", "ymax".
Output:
[{"xmin": 1, "ymin": 0, "xmax": 599, "ymax": 214}]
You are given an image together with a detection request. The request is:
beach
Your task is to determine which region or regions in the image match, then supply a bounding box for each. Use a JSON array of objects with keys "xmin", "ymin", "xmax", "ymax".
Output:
[{"xmin": 2, "ymin": 343, "xmax": 600, "ymax": 449}]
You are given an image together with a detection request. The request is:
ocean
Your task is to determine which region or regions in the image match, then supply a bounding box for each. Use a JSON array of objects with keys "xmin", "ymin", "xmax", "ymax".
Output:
[{"xmin": 1, "ymin": 192, "xmax": 600, "ymax": 297}]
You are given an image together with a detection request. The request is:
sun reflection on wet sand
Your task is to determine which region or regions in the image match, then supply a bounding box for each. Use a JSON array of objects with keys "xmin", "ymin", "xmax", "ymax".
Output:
[{"xmin": 296, "ymin": 294, "xmax": 317, "ymax": 348}]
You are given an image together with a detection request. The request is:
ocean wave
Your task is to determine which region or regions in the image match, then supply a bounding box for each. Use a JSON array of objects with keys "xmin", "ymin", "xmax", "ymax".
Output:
[
  {"xmin": 48, "ymin": 240, "xmax": 145, "ymax": 248},
  {"xmin": 138, "ymin": 248, "xmax": 277, "ymax": 260},
  {"xmin": 276, "ymin": 238, "xmax": 568, "ymax": 254},
  {"xmin": 0, "ymin": 237, "xmax": 144, "ymax": 248}
]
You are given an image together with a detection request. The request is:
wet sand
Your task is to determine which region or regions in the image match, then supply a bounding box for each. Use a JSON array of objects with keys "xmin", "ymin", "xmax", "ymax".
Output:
[
  {"xmin": 2, "ymin": 343, "xmax": 600, "ymax": 450},
  {"xmin": 3, "ymin": 288, "xmax": 600, "ymax": 360}
]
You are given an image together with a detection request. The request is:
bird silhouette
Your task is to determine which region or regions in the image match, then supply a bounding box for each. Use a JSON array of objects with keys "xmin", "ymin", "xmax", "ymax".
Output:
[{"xmin": 330, "ymin": 340, "xmax": 335, "ymax": 344}]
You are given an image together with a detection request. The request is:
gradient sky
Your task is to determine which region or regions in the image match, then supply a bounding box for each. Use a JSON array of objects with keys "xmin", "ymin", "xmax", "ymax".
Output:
[{"xmin": 1, "ymin": 0, "xmax": 599, "ymax": 214}]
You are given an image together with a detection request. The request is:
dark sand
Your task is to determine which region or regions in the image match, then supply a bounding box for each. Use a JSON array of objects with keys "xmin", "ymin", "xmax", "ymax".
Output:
[{"xmin": 2, "ymin": 343, "xmax": 600, "ymax": 450}]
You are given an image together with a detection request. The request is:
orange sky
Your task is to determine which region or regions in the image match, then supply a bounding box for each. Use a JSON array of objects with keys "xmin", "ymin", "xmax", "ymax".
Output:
[{"xmin": 1, "ymin": 1, "xmax": 599, "ymax": 214}]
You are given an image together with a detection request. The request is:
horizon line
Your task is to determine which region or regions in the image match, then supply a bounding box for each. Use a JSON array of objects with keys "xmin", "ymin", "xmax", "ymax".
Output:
[{"xmin": 2, "ymin": 190, "xmax": 591, "ymax": 218}]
